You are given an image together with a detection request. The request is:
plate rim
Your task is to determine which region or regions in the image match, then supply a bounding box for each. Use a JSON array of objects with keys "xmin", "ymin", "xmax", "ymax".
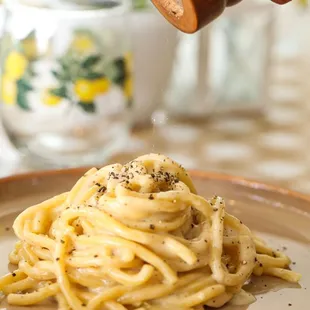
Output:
[{"xmin": 0, "ymin": 167, "xmax": 309, "ymax": 203}]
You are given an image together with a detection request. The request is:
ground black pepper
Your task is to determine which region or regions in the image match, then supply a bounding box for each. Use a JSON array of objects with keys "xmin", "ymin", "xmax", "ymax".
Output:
[{"xmin": 98, "ymin": 186, "xmax": 107, "ymax": 193}]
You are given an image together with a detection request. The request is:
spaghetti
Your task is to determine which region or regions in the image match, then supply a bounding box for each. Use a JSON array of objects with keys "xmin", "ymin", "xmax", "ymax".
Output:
[{"xmin": 0, "ymin": 154, "xmax": 301, "ymax": 309}]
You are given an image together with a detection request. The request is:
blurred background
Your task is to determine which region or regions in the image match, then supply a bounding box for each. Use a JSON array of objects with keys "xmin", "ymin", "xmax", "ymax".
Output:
[{"xmin": 0, "ymin": 0, "xmax": 310, "ymax": 194}]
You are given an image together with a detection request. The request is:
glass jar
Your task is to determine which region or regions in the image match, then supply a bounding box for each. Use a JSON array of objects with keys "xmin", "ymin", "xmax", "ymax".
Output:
[
  {"xmin": 208, "ymin": 0, "xmax": 274, "ymax": 113},
  {"xmin": 165, "ymin": 0, "xmax": 274, "ymax": 118},
  {"xmin": 164, "ymin": 28, "xmax": 213, "ymax": 119},
  {"xmin": 0, "ymin": 0, "xmax": 132, "ymax": 168}
]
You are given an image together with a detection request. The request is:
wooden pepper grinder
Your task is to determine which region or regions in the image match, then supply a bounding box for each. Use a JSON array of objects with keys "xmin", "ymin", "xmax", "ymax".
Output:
[{"xmin": 151, "ymin": 0, "xmax": 292, "ymax": 33}]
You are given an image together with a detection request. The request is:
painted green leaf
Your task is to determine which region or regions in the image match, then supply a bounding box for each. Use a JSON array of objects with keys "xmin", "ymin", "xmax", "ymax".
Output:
[
  {"xmin": 16, "ymin": 90, "xmax": 31, "ymax": 111},
  {"xmin": 16, "ymin": 79, "xmax": 33, "ymax": 111},
  {"xmin": 113, "ymin": 58, "xmax": 126, "ymax": 87},
  {"xmin": 50, "ymin": 86, "xmax": 68, "ymax": 99},
  {"xmin": 81, "ymin": 55, "xmax": 101, "ymax": 69},
  {"xmin": 104, "ymin": 62, "xmax": 117, "ymax": 81},
  {"xmin": 17, "ymin": 79, "xmax": 33, "ymax": 92},
  {"xmin": 60, "ymin": 61, "xmax": 69, "ymax": 72},
  {"xmin": 78, "ymin": 101, "xmax": 96, "ymax": 113},
  {"xmin": 51, "ymin": 70, "xmax": 69, "ymax": 82},
  {"xmin": 79, "ymin": 71, "xmax": 104, "ymax": 80}
]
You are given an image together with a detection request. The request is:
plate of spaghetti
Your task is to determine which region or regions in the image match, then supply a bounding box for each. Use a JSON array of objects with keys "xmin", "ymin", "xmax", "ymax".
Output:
[{"xmin": 0, "ymin": 153, "xmax": 309, "ymax": 310}]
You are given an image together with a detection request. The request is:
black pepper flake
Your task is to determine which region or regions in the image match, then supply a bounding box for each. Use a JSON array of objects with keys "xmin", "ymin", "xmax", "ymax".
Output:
[
  {"xmin": 56, "ymin": 258, "xmax": 60, "ymax": 261},
  {"xmin": 213, "ymin": 208, "xmax": 218, "ymax": 212},
  {"xmin": 12, "ymin": 272, "xmax": 16, "ymax": 277},
  {"xmin": 204, "ymin": 240, "xmax": 208, "ymax": 243},
  {"xmin": 98, "ymin": 186, "xmax": 107, "ymax": 193},
  {"xmin": 259, "ymin": 263, "xmax": 263, "ymax": 267},
  {"xmin": 5, "ymin": 227, "xmax": 10, "ymax": 231},
  {"xmin": 82, "ymin": 303, "xmax": 86, "ymax": 307},
  {"xmin": 292, "ymin": 262, "xmax": 296, "ymax": 265},
  {"xmin": 149, "ymin": 224, "xmax": 155, "ymax": 230},
  {"xmin": 94, "ymin": 255, "xmax": 98, "ymax": 258},
  {"xmin": 95, "ymin": 183, "xmax": 101, "ymax": 187},
  {"xmin": 149, "ymin": 194, "xmax": 154, "ymax": 200},
  {"xmin": 288, "ymin": 303, "xmax": 292, "ymax": 307},
  {"xmin": 61, "ymin": 240, "xmax": 65, "ymax": 244}
]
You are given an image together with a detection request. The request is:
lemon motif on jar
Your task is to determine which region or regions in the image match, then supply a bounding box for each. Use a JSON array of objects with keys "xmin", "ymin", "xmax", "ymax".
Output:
[
  {"xmin": 125, "ymin": 52, "xmax": 133, "ymax": 75},
  {"xmin": 1, "ymin": 74, "xmax": 17, "ymax": 105},
  {"xmin": 75, "ymin": 76, "xmax": 110, "ymax": 102},
  {"xmin": 124, "ymin": 52, "xmax": 133, "ymax": 100},
  {"xmin": 74, "ymin": 79, "xmax": 98, "ymax": 102},
  {"xmin": 124, "ymin": 77, "xmax": 132, "ymax": 99},
  {"xmin": 93, "ymin": 77, "xmax": 110, "ymax": 95},
  {"xmin": 42, "ymin": 89, "xmax": 62, "ymax": 106},
  {"xmin": 5, "ymin": 51, "xmax": 28, "ymax": 80},
  {"xmin": 71, "ymin": 33, "xmax": 95, "ymax": 54}
]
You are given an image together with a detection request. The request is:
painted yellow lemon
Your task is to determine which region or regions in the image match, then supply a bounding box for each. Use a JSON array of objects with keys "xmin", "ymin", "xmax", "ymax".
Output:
[
  {"xmin": 93, "ymin": 77, "xmax": 110, "ymax": 95},
  {"xmin": 43, "ymin": 89, "xmax": 62, "ymax": 106},
  {"xmin": 74, "ymin": 79, "xmax": 97, "ymax": 102},
  {"xmin": 1, "ymin": 74, "xmax": 17, "ymax": 105},
  {"xmin": 5, "ymin": 51, "xmax": 28, "ymax": 80},
  {"xmin": 72, "ymin": 35, "xmax": 95, "ymax": 54},
  {"xmin": 124, "ymin": 77, "xmax": 133, "ymax": 99},
  {"xmin": 125, "ymin": 52, "xmax": 133, "ymax": 74}
]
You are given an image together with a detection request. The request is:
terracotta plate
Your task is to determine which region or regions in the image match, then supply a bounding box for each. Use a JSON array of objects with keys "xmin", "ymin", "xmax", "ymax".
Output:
[{"xmin": 0, "ymin": 169, "xmax": 309, "ymax": 309}]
